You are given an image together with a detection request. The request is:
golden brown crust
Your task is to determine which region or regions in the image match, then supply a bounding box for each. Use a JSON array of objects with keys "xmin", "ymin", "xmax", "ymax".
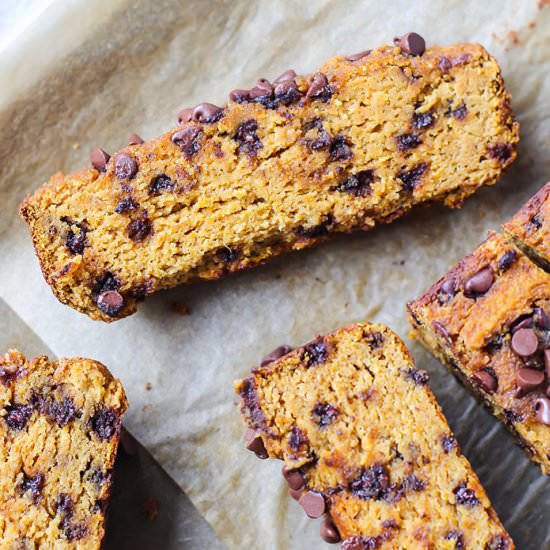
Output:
[
  {"xmin": 235, "ymin": 323, "xmax": 512, "ymax": 548},
  {"xmin": 20, "ymin": 42, "xmax": 518, "ymax": 321}
]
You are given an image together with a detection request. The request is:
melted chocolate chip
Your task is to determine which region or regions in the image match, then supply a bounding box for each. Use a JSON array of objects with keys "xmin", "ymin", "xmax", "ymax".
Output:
[
  {"xmin": 397, "ymin": 133, "xmax": 421, "ymax": 151},
  {"xmin": 407, "ymin": 368, "xmax": 430, "ymax": 385},
  {"xmin": 114, "ymin": 197, "xmax": 138, "ymax": 214},
  {"xmin": 349, "ymin": 464, "xmax": 390, "ymax": 501},
  {"xmin": 288, "ymin": 426, "xmax": 309, "ymax": 451},
  {"xmin": 97, "ymin": 290, "xmax": 124, "ymax": 317},
  {"xmin": 341, "ymin": 535, "xmax": 381, "ymax": 550},
  {"xmin": 296, "ymin": 222, "xmax": 330, "ymax": 239},
  {"xmin": 488, "ymin": 143, "xmax": 513, "ymax": 163},
  {"xmin": 311, "ymin": 402, "xmax": 339, "ymax": 427},
  {"xmin": 447, "ymin": 104, "xmax": 468, "ymax": 120},
  {"xmin": 0, "ymin": 363, "xmax": 26, "ymax": 387},
  {"xmin": 57, "ymin": 493, "xmax": 75, "ymax": 516},
  {"xmin": 149, "ymin": 174, "xmax": 175, "ymax": 195},
  {"xmin": 394, "ymin": 32, "xmax": 426, "ymax": 55},
  {"xmin": 336, "ymin": 170, "xmax": 374, "ymax": 197},
  {"xmin": 529, "ymin": 213, "xmax": 543, "ymax": 230},
  {"xmin": 329, "ymin": 135, "xmax": 353, "ymax": 162},
  {"xmin": 485, "ymin": 334, "xmax": 504, "ymax": 354},
  {"xmin": 19, "ymin": 473, "xmax": 44, "ymax": 503},
  {"xmin": 91, "ymin": 408, "xmax": 120, "ymax": 440},
  {"xmin": 497, "ymin": 249, "xmax": 517, "ymax": 271},
  {"xmin": 441, "ymin": 434, "xmax": 458, "ymax": 453},
  {"xmin": 303, "ymin": 339, "xmax": 329, "ymax": 366},
  {"xmin": 464, "ymin": 267, "xmax": 494, "ymax": 298},
  {"xmin": 172, "ymin": 126, "xmax": 202, "ymax": 158},
  {"xmin": 234, "ymin": 120, "xmax": 262, "ymax": 156},
  {"xmin": 445, "ymin": 530, "xmax": 465, "ymax": 549},
  {"xmin": 89, "ymin": 469, "xmax": 111, "ymax": 487},
  {"xmin": 453, "ymin": 482, "xmax": 480, "ymax": 507},
  {"xmin": 113, "ymin": 153, "xmax": 138, "ymax": 179},
  {"xmin": 62, "ymin": 521, "xmax": 87, "ymax": 542},
  {"xmin": 260, "ymin": 345, "xmax": 293, "ymax": 367},
  {"xmin": 5, "ymin": 404, "xmax": 33, "ymax": 431},
  {"xmin": 438, "ymin": 278, "xmax": 457, "ymax": 305},
  {"xmin": 485, "ymin": 534, "xmax": 511, "ymax": 550},
  {"xmin": 412, "ymin": 110, "xmax": 435, "ymax": 130},
  {"xmin": 34, "ymin": 395, "xmax": 81, "ymax": 427},
  {"xmin": 397, "ymin": 162, "xmax": 428, "ymax": 192},
  {"xmin": 127, "ymin": 215, "xmax": 153, "ymax": 242},
  {"xmin": 65, "ymin": 223, "xmax": 87, "ymax": 255},
  {"xmin": 94, "ymin": 272, "xmax": 120, "ymax": 295},
  {"xmin": 364, "ymin": 331, "xmax": 385, "ymax": 349},
  {"xmin": 216, "ymin": 246, "xmax": 239, "ymax": 264}
]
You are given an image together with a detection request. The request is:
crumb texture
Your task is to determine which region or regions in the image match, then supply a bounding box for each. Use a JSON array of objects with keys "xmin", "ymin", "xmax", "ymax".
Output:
[
  {"xmin": 0, "ymin": 350, "xmax": 128, "ymax": 549},
  {"xmin": 20, "ymin": 41, "xmax": 518, "ymax": 321},
  {"xmin": 235, "ymin": 323, "xmax": 512, "ymax": 548}
]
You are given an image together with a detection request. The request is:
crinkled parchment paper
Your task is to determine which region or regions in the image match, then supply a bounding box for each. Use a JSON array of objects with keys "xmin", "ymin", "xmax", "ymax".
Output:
[{"xmin": 1, "ymin": 1, "xmax": 550, "ymax": 548}]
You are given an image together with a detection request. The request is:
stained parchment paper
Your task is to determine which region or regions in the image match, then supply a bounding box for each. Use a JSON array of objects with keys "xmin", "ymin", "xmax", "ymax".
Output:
[{"xmin": 1, "ymin": 1, "xmax": 550, "ymax": 548}]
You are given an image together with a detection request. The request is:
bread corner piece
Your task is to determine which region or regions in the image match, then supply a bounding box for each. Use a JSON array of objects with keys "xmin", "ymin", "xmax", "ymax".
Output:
[
  {"xmin": 234, "ymin": 323, "xmax": 512, "ymax": 549},
  {"xmin": 0, "ymin": 350, "xmax": 128, "ymax": 548}
]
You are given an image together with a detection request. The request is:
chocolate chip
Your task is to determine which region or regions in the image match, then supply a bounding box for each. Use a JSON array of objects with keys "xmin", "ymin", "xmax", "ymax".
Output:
[
  {"xmin": 303, "ymin": 339, "xmax": 329, "ymax": 366},
  {"xmin": 5, "ymin": 404, "xmax": 33, "ymax": 431},
  {"xmin": 89, "ymin": 469, "xmax": 111, "ymax": 486},
  {"xmin": 216, "ymin": 246, "xmax": 239, "ymax": 264},
  {"xmin": 472, "ymin": 368, "xmax": 498, "ymax": 393},
  {"xmin": 497, "ymin": 249, "xmax": 517, "ymax": 271},
  {"xmin": 177, "ymin": 108, "xmax": 193, "ymax": 124},
  {"xmin": 534, "ymin": 307, "xmax": 550, "ymax": 330},
  {"xmin": 62, "ymin": 522, "xmax": 87, "ymax": 542},
  {"xmin": 346, "ymin": 50, "xmax": 371, "ymax": 62},
  {"xmin": 234, "ymin": 119, "xmax": 262, "ymax": 156},
  {"xmin": 244, "ymin": 428, "xmax": 268, "ymax": 459},
  {"xmin": 90, "ymin": 148, "xmax": 110, "ymax": 172},
  {"xmin": 172, "ymin": 126, "xmax": 202, "ymax": 158},
  {"xmin": 516, "ymin": 368, "xmax": 544, "ymax": 397},
  {"xmin": 320, "ymin": 515, "xmax": 341, "ymax": 543},
  {"xmin": 34, "ymin": 395, "xmax": 81, "ymax": 427},
  {"xmin": 299, "ymin": 491, "xmax": 325, "ymax": 518},
  {"xmin": 114, "ymin": 197, "xmax": 138, "ymax": 214},
  {"xmin": 486, "ymin": 334, "xmax": 504, "ymax": 354},
  {"xmin": 453, "ymin": 483, "xmax": 480, "ymax": 507},
  {"xmin": 273, "ymin": 69, "xmax": 296, "ymax": 84},
  {"xmin": 306, "ymin": 73, "xmax": 332, "ymax": 101},
  {"xmin": 445, "ymin": 530, "xmax": 465, "ymax": 549},
  {"xmin": 397, "ymin": 133, "xmax": 421, "ymax": 151},
  {"xmin": 65, "ymin": 224, "xmax": 87, "ymax": 255},
  {"xmin": 545, "ymin": 349, "xmax": 550, "ymax": 377},
  {"xmin": 288, "ymin": 426, "xmax": 309, "ymax": 451},
  {"xmin": 192, "ymin": 103, "xmax": 223, "ymax": 123},
  {"xmin": 412, "ymin": 110, "xmax": 435, "ymax": 130},
  {"xmin": 94, "ymin": 272, "xmax": 120, "ymax": 295},
  {"xmin": 91, "ymin": 408, "xmax": 120, "ymax": 440},
  {"xmin": 229, "ymin": 89, "xmax": 250, "ymax": 103},
  {"xmin": 113, "ymin": 153, "xmax": 138, "ymax": 180},
  {"xmin": 97, "ymin": 290, "xmax": 124, "ymax": 317},
  {"xmin": 364, "ymin": 331, "xmax": 385, "ymax": 349},
  {"xmin": 534, "ymin": 397, "xmax": 550, "ymax": 425},
  {"xmin": 0, "ymin": 362, "xmax": 27, "ymax": 387},
  {"xmin": 273, "ymin": 79, "xmax": 301, "ymax": 105},
  {"xmin": 282, "ymin": 466, "xmax": 305, "ymax": 491},
  {"xmin": 488, "ymin": 143, "xmax": 513, "ymax": 163},
  {"xmin": 528, "ymin": 213, "xmax": 543, "ymax": 230},
  {"xmin": 447, "ymin": 104, "xmax": 468, "ymax": 120},
  {"xmin": 438, "ymin": 278, "xmax": 457, "ymax": 305},
  {"xmin": 441, "ymin": 434, "xmax": 458, "ymax": 453},
  {"xmin": 394, "ymin": 32, "xmax": 426, "ymax": 56},
  {"xmin": 397, "ymin": 162, "xmax": 428, "ymax": 192},
  {"xmin": 57, "ymin": 493, "xmax": 74, "ymax": 516},
  {"xmin": 336, "ymin": 170, "xmax": 374, "ymax": 197},
  {"xmin": 260, "ymin": 345, "xmax": 292, "ymax": 367},
  {"xmin": 341, "ymin": 536, "xmax": 380, "ymax": 550},
  {"xmin": 249, "ymin": 79, "xmax": 273, "ymax": 100},
  {"xmin": 349, "ymin": 464, "xmax": 389, "ymax": 501},
  {"xmin": 464, "ymin": 267, "xmax": 494, "ymax": 298},
  {"xmin": 239, "ymin": 379, "xmax": 268, "ymax": 432},
  {"xmin": 296, "ymin": 222, "xmax": 330, "ymax": 239},
  {"xmin": 511, "ymin": 328, "xmax": 539, "ymax": 357},
  {"xmin": 149, "ymin": 174, "xmax": 175, "ymax": 194},
  {"xmin": 512, "ymin": 315, "xmax": 533, "ymax": 332},
  {"xmin": 329, "ymin": 135, "xmax": 353, "ymax": 161},
  {"xmin": 127, "ymin": 215, "xmax": 153, "ymax": 242},
  {"xmin": 311, "ymin": 402, "xmax": 339, "ymax": 428},
  {"xmin": 407, "ymin": 367, "xmax": 429, "ymax": 385},
  {"xmin": 127, "ymin": 133, "xmax": 144, "ymax": 146},
  {"xmin": 19, "ymin": 473, "xmax": 44, "ymax": 503},
  {"xmin": 485, "ymin": 534, "xmax": 511, "ymax": 550},
  {"xmin": 288, "ymin": 487, "xmax": 304, "ymax": 500}
]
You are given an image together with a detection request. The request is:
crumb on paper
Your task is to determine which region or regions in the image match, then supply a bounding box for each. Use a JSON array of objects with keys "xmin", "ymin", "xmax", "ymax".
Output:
[
  {"xmin": 171, "ymin": 302, "xmax": 190, "ymax": 315},
  {"xmin": 507, "ymin": 31, "xmax": 519, "ymax": 45},
  {"xmin": 143, "ymin": 497, "xmax": 160, "ymax": 521},
  {"xmin": 145, "ymin": 382, "xmax": 152, "ymax": 391}
]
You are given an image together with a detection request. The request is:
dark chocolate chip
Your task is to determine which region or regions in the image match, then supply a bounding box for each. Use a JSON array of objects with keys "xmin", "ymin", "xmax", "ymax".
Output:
[
  {"xmin": 192, "ymin": 103, "xmax": 224, "ymax": 123},
  {"xmin": 341, "ymin": 536, "xmax": 380, "ymax": 550},
  {"xmin": 149, "ymin": 174, "xmax": 175, "ymax": 195},
  {"xmin": 273, "ymin": 79, "xmax": 301, "ymax": 105},
  {"xmin": 306, "ymin": 73, "xmax": 332, "ymax": 101},
  {"xmin": 62, "ymin": 521, "xmax": 87, "ymax": 542},
  {"xmin": 432, "ymin": 321, "xmax": 452, "ymax": 345},
  {"xmin": 311, "ymin": 402, "xmax": 339, "ymax": 428},
  {"xmin": 346, "ymin": 50, "xmax": 371, "ymax": 62},
  {"xmin": 282, "ymin": 466, "xmax": 305, "ymax": 491},
  {"xmin": 412, "ymin": 110, "xmax": 435, "ymax": 130},
  {"xmin": 485, "ymin": 534, "xmax": 511, "ymax": 550},
  {"xmin": 534, "ymin": 397, "xmax": 550, "ymax": 425},
  {"xmin": 303, "ymin": 339, "xmax": 329, "ymax": 366},
  {"xmin": 177, "ymin": 108, "xmax": 194, "ymax": 124},
  {"xmin": 320, "ymin": 515, "xmax": 341, "ymax": 543},
  {"xmin": 394, "ymin": 32, "xmax": 426, "ymax": 56},
  {"xmin": 364, "ymin": 331, "xmax": 385, "ymax": 349},
  {"xmin": 172, "ymin": 126, "xmax": 202, "ymax": 158},
  {"xmin": 244, "ymin": 428, "xmax": 268, "ymax": 459},
  {"xmin": 445, "ymin": 530, "xmax": 465, "ymax": 549},
  {"xmin": 239, "ymin": 379, "xmax": 268, "ymax": 432},
  {"xmin": 453, "ymin": 483, "xmax": 480, "ymax": 507},
  {"xmin": 503, "ymin": 408, "xmax": 523, "ymax": 424},
  {"xmin": 216, "ymin": 246, "xmax": 239, "ymax": 264},
  {"xmin": 544, "ymin": 349, "xmax": 550, "ymax": 377},
  {"xmin": 94, "ymin": 272, "xmax": 120, "ymax": 295},
  {"xmin": 472, "ymin": 368, "xmax": 498, "ymax": 393},
  {"xmin": 397, "ymin": 162, "xmax": 428, "ymax": 192},
  {"xmin": 397, "ymin": 132, "xmax": 421, "ymax": 151},
  {"xmin": 534, "ymin": 307, "xmax": 550, "ymax": 330},
  {"xmin": 447, "ymin": 104, "xmax": 468, "ymax": 120},
  {"xmin": 249, "ymin": 79, "xmax": 273, "ymax": 100},
  {"xmin": 34, "ymin": 395, "xmax": 81, "ymax": 427},
  {"xmin": 273, "ymin": 69, "xmax": 296, "ymax": 84},
  {"xmin": 497, "ymin": 249, "xmax": 517, "ymax": 271},
  {"xmin": 97, "ymin": 290, "xmax": 124, "ymax": 317},
  {"xmin": 528, "ymin": 213, "xmax": 542, "ymax": 230},
  {"xmin": 288, "ymin": 426, "xmax": 309, "ymax": 452},
  {"xmin": 485, "ymin": 334, "xmax": 504, "ymax": 354},
  {"xmin": 349, "ymin": 464, "xmax": 389, "ymax": 501},
  {"xmin": 127, "ymin": 215, "xmax": 153, "ymax": 242},
  {"xmin": 488, "ymin": 143, "xmax": 513, "ymax": 163},
  {"xmin": 113, "ymin": 153, "xmax": 138, "ymax": 180},
  {"xmin": 114, "ymin": 197, "xmax": 138, "ymax": 214},
  {"xmin": 19, "ymin": 473, "xmax": 44, "ymax": 503},
  {"xmin": 65, "ymin": 224, "xmax": 87, "ymax": 255},
  {"xmin": 441, "ymin": 434, "xmax": 458, "ymax": 453},
  {"xmin": 234, "ymin": 119, "xmax": 262, "ymax": 156},
  {"xmin": 407, "ymin": 367, "xmax": 429, "ymax": 385},
  {"xmin": 90, "ymin": 148, "xmax": 110, "ymax": 172},
  {"xmin": 438, "ymin": 278, "xmax": 457, "ymax": 305},
  {"xmin": 516, "ymin": 367, "xmax": 544, "ymax": 397},
  {"xmin": 229, "ymin": 89, "xmax": 251, "ymax": 103},
  {"xmin": 299, "ymin": 491, "xmax": 325, "ymax": 518},
  {"xmin": 91, "ymin": 408, "xmax": 120, "ymax": 440},
  {"xmin": 336, "ymin": 170, "xmax": 374, "ymax": 197},
  {"xmin": 89, "ymin": 469, "xmax": 111, "ymax": 486},
  {"xmin": 512, "ymin": 315, "xmax": 533, "ymax": 332},
  {"xmin": 0, "ymin": 362, "xmax": 27, "ymax": 387},
  {"xmin": 5, "ymin": 404, "xmax": 33, "ymax": 431},
  {"xmin": 127, "ymin": 133, "xmax": 144, "ymax": 146},
  {"xmin": 260, "ymin": 345, "xmax": 293, "ymax": 367},
  {"xmin": 511, "ymin": 328, "xmax": 539, "ymax": 357},
  {"xmin": 464, "ymin": 267, "xmax": 494, "ymax": 298},
  {"xmin": 296, "ymin": 222, "xmax": 330, "ymax": 239},
  {"xmin": 329, "ymin": 135, "xmax": 353, "ymax": 162},
  {"xmin": 57, "ymin": 493, "xmax": 74, "ymax": 516}
]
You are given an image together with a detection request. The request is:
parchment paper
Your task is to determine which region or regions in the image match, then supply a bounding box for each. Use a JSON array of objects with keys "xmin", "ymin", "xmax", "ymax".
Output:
[{"xmin": 1, "ymin": 1, "xmax": 550, "ymax": 548}]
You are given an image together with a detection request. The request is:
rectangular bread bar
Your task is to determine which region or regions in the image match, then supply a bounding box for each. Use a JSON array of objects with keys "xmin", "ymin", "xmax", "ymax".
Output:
[
  {"xmin": 234, "ymin": 323, "xmax": 512, "ymax": 549},
  {"xmin": 503, "ymin": 182, "xmax": 550, "ymax": 272},
  {"xmin": 408, "ymin": 233, "xmax": 550, "ymax": 474},
  {"xmin": 0, "ymin": 350, "xmax": 128, "ymax": 548},
  {"xmin": 20, "ymin": 36, "xmax": 518, "ymax": 321}
]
